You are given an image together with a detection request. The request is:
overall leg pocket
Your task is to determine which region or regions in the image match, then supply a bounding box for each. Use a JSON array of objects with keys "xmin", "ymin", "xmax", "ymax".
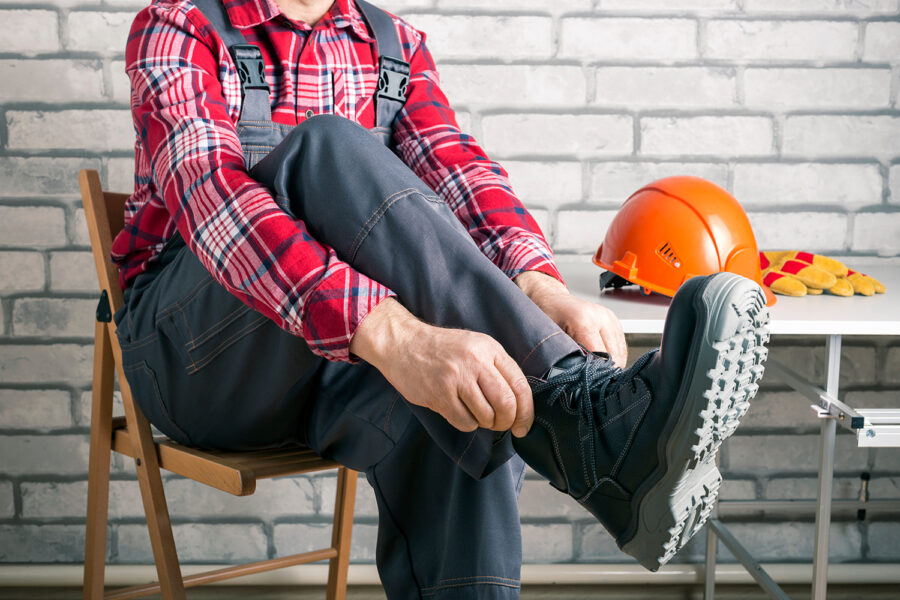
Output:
[
  {"xmin": 151, "ymin": 250, "xmax": 320, "ymax": 449},
  {"xmin": 154, "ymin": 255, "xmax": 270, "ymax": 377},
  {"xmin": 121, "ymin": 359, "xmax": 193, "ymax": 446}
]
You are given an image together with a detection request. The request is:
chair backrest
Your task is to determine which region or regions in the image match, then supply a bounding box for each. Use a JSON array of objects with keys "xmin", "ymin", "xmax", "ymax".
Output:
[{"xmin": 79, "ymin": 169, "xmax": 129, "ymax": 317}]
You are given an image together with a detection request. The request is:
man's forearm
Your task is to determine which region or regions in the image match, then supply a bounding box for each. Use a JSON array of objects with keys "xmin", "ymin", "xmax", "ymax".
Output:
[
  {"xmin": 349, "ymin": 297, "xmax": 422, "ymax": 370},
  {"xmin": 514, "ymin": 270, "xmax": 569, "ymax": 304}
]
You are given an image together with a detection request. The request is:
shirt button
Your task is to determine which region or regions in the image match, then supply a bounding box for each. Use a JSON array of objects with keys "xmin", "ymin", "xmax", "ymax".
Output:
[{"xmin": 305, "ymin": 109, "xmax": 314, "ymax": 119}]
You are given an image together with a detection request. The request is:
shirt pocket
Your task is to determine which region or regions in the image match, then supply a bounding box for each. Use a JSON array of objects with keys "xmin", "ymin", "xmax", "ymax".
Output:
[
  {"xmin": 332, "ymin": 66, "xmax": 378, "ymax": 128},
  {"xmin": 331, "ymin": 68, "xmax": 351, "ymax": 120}
]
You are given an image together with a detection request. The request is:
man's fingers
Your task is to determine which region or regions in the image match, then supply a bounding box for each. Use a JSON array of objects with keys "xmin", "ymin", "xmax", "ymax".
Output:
[
  {"xmin": 442, "ymin": 399, "xmax": 480, "ymax": 432},
  {"xmin": 458, "ymin": 381, "xmax": 495, "ymax": 430},
  {"xmin": 477, "ymin": 368, "xmax": 517, "ymax": 432},
  {"xmin": 575, "ymin": 327, "xmax": 607, "ymax": 355},
  {"xmin": 492, "ymin": 352, "xmax": 533, "ymax": 437},
  {"xmin": 599, "ymin": 312, "xmax": 628, "ymax": 367}
]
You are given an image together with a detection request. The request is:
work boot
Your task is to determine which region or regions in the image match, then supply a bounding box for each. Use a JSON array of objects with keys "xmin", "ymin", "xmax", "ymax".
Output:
[{"xmin": 514, "ymin": 272, "xmax": 769, "ymax": 571}]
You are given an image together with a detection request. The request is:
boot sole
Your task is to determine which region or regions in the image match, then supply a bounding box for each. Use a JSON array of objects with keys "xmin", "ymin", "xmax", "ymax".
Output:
[{"xmin": 620, "ymin": 273, "xmax": 769, "ymax": 571}]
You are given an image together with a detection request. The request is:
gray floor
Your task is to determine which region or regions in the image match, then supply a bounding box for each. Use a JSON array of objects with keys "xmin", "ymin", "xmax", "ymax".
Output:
[{"xmin": 0, "ymin": 585, "xmax": 895, "ymax": 599}]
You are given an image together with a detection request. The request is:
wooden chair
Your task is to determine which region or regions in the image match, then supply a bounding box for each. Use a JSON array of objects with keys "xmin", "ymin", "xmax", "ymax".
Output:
[{"xmin": 79, "ymin": 169, "xmax": 358, "ymax": 600}]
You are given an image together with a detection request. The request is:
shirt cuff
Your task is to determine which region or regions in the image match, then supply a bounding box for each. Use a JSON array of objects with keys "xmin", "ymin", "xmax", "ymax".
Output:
[
  {"xmin": 496, "ymin": 233, "xmax": 565, "ymax": 286},
  {"xmin": 298, "ymin": 265, "xmax": 397, "ymax": 363}
]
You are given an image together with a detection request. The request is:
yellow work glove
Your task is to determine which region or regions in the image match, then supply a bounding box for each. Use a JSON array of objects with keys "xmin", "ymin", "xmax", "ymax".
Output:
[
  {"xmin": 759, "ymin": 251, "xmax": 885, "ymax": 297},
  {"xmin": 845, "ymin": 269, "xmax": 887, "ymax": 296}
]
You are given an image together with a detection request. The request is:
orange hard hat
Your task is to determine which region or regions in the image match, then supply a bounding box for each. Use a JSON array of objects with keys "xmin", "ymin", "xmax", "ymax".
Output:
[{"xmin": 593, "ymin": 176, "xmax": 776, "ymax": 306}]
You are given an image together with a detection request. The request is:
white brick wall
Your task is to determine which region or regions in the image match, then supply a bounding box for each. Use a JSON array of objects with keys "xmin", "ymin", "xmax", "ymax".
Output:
[
  {"xmin": 589, "ymin": 161, "xmax": 729, "ymax": 205},
  {"xmin": 117, "ymin": 523, "xmax": 269, "ymax": 562},
  {"xmin": 49, "ymin": 251, "xmax": 97, "ymax": 292},
  {"xmin": 0, "ymin": 252, "xmax": 46, "ymax": 294},
  {"xmin": 66, "ymin": 11, "xmax": 133, "ymax": 53},
  {"xmin": 744, "ymin": 0, "xmax": 897, "ymax": 15},
  {"xmin": 732, "ymin": 163, "xmax": 883, "ymax": 209},
  {"xmin": 748, "ymin": 211, "xmax": 849, "ymax": 252},
  {"xmin": 783, "ymin": 115, "xmax": 900, "ymax": 159},
  {"xmin": 6, "ymin": 110, "xmax": 134, "ymax": 151},
  {"xmin": 594, "ymin": 66, "xmax": 737, "ymax": 108},
  {"xmin": 891, "ymin": 165, "xmax": 900, "ymax": 203},
  {"xmin": 0, "ymin": 206, "xmax": 67, "ymax": 248},
  {"xmin": 853, "ymin": 212, "xmax": 900, "ymax": 253},
  {"xmin": 503, "ymin": 161, "xmax": 583, "ymax": 206},
  {"xmin": 482, "ymin": 114, "xmax": 633, "ymax": 157},
  {"xmin": 705, "ymin": 20, "xmax": 860, "ymax": 61},
  {"xmin": 404, "ymin": 15, "xmax": 553, "ymax": 59},
  {"xmin": 0, "ymin": 157, "xmax": 100, "ymax": 196},
  {"xmin": 440, "ymin": 65, "xmax": 587, "ymax": 108},
  {"xmin": 743, "ymin": 68, "xmax": 892, "ymax": 109},
  {"xmin": 0, "ymin": 483, "xmax": 13, "ymax": 520},
  {"xmin": 11, "ymin": 298, "xmax": 96, "ymax": 337},
  {"xmin": 0, "ymin": 60, "xmax": 106, "ymax": 103},
  {"xmin": 864, "ymin": 21, "xmax": 900, "ymax": 61},
  {"xmin": 560, "ymin": 18, "xmax": 698, "ymax": 61},
  {"xmin": 641, "ymin": 115, "xmax": 775, "ymax": 156},
  {"xmin": 0, "ymin": 390, "xmax": 73, "ymax": 430},
  {"xmin": 521, "ymin": 524, "xmax": 574, "ymax": 562},
  {"xmin": 0, "ymin": 10, "xmax": 60, "ymax": 54},
  {"xmin": 0, "ymin": 0, "xmax": 898, "ymax": 571}
]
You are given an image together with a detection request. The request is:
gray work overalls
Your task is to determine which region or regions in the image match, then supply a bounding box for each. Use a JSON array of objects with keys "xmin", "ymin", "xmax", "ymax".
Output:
[{"xmin": 116, "ymin": 1, "xmax": 579, "ymax": 597}]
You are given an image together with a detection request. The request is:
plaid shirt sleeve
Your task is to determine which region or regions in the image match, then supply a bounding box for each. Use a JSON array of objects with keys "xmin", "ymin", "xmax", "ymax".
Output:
[
  {"xmin": 125, "ymin": 2, "xmax": 395, "ymax": 362},
  {"xmin": 392, "ymin": 35, "xmax": 564, "ymax": 284}
]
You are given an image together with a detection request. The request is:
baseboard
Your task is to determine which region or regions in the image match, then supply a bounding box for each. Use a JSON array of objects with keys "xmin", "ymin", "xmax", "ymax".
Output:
[{"xmin": 1, "ymin": 563, "xmax": 899, "ymax": 587}]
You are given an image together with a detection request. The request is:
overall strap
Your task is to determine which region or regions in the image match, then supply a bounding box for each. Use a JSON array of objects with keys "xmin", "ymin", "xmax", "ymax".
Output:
[
  {"xmin": 356, "ymin": 0, "xmax": 410, "ymax": 140},
  {"xmin": 192, "ymin": 0, "xmax": 272, "ymax": 122}
]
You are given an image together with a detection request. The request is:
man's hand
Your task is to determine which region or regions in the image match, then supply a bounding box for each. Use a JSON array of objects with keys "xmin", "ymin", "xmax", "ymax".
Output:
[
  {"xmin": 350, "ymin": 298, "xmax": 535, "ymax": 437},
  {"xmin": 515, "ymin": 271, "xmax": 627, "ymax": 367}
]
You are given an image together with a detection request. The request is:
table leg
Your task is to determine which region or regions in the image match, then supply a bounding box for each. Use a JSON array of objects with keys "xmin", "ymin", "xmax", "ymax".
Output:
[
  {"xmin": 704, "ymin": 523, "xmax": 717, "ymax": 600},
  {"xmin": 812, "ymin": 334, "xmax": 841, "ymax": 600}
]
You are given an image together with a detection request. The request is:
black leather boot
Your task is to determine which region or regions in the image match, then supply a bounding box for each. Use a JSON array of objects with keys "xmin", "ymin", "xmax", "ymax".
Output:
[{"xmin": 514, "ymin": 272, "xmax": 769, "ymax": 571}]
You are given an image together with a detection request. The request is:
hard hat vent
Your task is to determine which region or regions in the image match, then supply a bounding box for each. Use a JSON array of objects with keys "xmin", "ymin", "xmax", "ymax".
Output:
[{"xmin": 656, "ymin": 242, "xmax": 681, "ymax": 269}]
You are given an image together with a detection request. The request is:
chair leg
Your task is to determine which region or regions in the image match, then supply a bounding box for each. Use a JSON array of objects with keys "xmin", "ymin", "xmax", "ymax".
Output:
[
  {"xmin": 326, "ymin": 468, "xmax": 358, "ymax": 600},
  {"xmin": 84, "ymin": 323, "xmax": 116, "ymax": 600},
  {"xmin": 117, "ymin": 364, "xmax": 187, "ymax": 600}
]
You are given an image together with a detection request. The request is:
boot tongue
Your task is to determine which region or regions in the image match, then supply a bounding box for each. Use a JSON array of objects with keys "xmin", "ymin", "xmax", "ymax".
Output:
[
  {"xmin": 542, "ymin": 350, "xmax": 586, "ymax": 379},
  {"xmin": 589, "ymin": 352, "xmax": 655, "ymax": 423}
]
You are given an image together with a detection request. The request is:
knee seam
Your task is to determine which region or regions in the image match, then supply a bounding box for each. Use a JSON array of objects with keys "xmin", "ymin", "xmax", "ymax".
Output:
[{"xmin": 349, "ymin": 187, "xmax": 425, "ymax": 262}]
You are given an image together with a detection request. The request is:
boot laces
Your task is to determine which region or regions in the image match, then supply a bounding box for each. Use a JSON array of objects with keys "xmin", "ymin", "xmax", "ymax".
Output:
[{"xmin": 532, "ymin": 351, "xmax": 657, "ymax": 428}]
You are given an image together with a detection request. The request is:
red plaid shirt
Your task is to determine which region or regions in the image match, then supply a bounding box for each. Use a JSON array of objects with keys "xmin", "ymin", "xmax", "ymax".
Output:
[{"xmin": 113, "ymin": 0, "xmax": 563, "ymax": 361}]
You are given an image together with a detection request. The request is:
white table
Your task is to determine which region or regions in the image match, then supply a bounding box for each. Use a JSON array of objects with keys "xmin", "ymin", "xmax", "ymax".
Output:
[{"xmin": 558, "ymin": 259, "xmax": 900, "ymax": 600}]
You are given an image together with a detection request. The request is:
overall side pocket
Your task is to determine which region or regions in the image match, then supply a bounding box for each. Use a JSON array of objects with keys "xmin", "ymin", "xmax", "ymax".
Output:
[
  {"xmin": 121, "ymin": 358, "xmax": 193, "ymax": 446},
  {"xmin": 157, "ymin": 285, "xmax": 269, "ymax": 376}
]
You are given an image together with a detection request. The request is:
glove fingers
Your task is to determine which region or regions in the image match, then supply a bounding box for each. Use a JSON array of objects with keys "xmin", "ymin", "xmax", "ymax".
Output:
[
  {"xmin": 778, "ymin": 259, "xmax": 837, "ymax": 290},
  {"xmin": 807, "ymin": 253, "xmax": 849, "ymax": 277},
  {"xmin": 847, "ymin": 272, "xmax": 875, "ymax": 296},
  {"xmin": 763, "ymin": 250, "xmax": 793, "ymax": 267},
  {"xmin": 827, "ymin": 277, "xmax": 854, "ymax": 297},
  {"xmin": 848, "ymin": 270, "xmax": 886, "ymax": 294},
  {"xmin": 763, "ymin": 270, "xmax": 807, "ymax": 297}
]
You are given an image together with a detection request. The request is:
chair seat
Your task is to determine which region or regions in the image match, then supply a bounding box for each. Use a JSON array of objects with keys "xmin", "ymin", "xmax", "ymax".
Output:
[{"xmin": 110, "ymin": 416, "xmax": 340, "ymax": 496}]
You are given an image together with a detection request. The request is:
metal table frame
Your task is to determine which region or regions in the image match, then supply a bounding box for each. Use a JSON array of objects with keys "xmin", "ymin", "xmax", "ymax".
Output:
[{"xmin": 703, "ymin": 334, "xmax": 900, "ymax": 600}]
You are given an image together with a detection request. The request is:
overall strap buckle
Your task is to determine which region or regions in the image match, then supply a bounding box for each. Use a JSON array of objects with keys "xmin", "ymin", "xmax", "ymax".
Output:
[
  {"xmin": 230, "ymin": 44, "xmax": 269, "ymax": 92},
  {"xmin": 376, "ymin": 55, "xmax": 410, "ymax": 103}
]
